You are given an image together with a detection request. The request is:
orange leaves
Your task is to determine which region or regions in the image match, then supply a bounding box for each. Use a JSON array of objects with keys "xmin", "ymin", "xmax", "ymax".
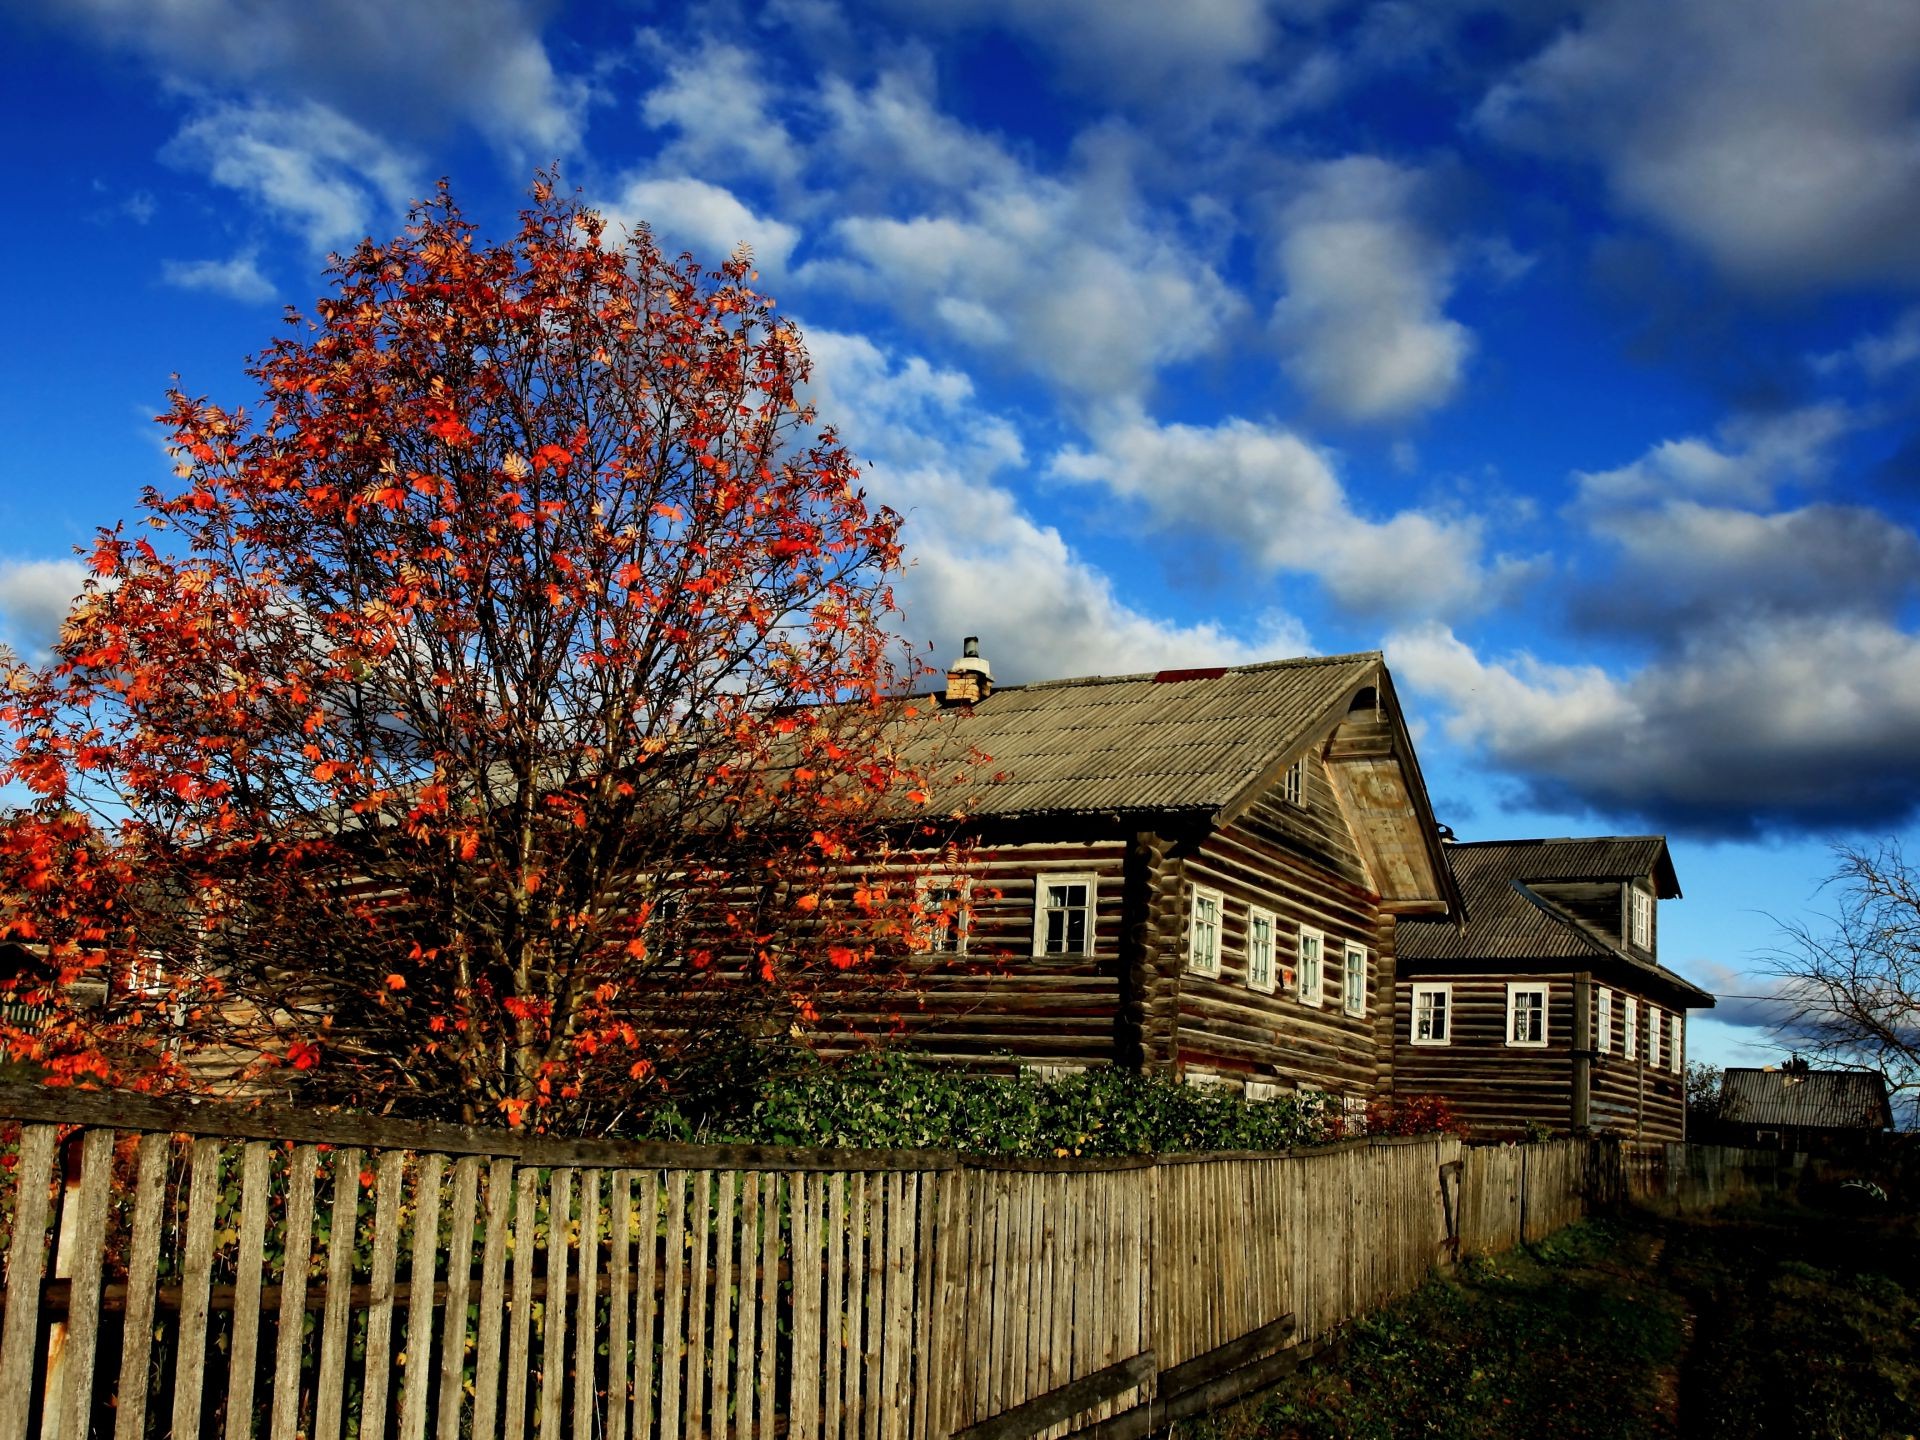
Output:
[
  {"xmin": 384, "ymin": 973, "xmax": 406, "ymax": 990},
  {"xmin": 531, "ymin": 444, "xmax": 574, "ymax": 473},
  {"xmin": 287, "ymin": 1040, "xmax": 321, "ymax": 1071}
]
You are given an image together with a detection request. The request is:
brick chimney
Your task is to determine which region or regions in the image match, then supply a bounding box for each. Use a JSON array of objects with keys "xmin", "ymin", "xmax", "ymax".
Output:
[{"xmin": 941, "ymin": 636, "xmax": 993, "ymax": 706}]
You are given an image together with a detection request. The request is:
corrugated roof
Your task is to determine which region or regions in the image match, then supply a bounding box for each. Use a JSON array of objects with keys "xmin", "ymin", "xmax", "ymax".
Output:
[
  {"xmin": 897, "ymin": 652, "xmax": 1380, "ymax": 818},
  {"xmin": 1720, "ymin": 1069, "xmax": 1893, "ymax": 1130}
]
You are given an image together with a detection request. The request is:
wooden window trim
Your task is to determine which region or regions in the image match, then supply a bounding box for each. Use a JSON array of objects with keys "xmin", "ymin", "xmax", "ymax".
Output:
[
  {"xmin": 1410, "ymin": 982, "xmax": 1451, "ymax": 1046},
  {"xmin": 1506, "ymin": 982, "xmax": 1549, "ymax": 1048},
  {"xmin": 1245, "ymin": 905, "xmax": 1277, "ymax": 995},
  {"xmin": 1187, "ymin": 885, "xmax": 1224, "ymax": 978},
  {"xmin": 1629, "ymin": 887, "xmax": 1653, "ymax": 950},
  {"xmin": 1595, "ymin": 986, "xmax": 1613, "ymax": 1055},
  {"xmin": 1342, "ymin": 942, "xmax": 1368, "ymax": 1017},
  {"xmin": 1280, "ymin": 758, "xmax": 1306, "ymax": 807},
  {"xmin": 1031, "ymin": 872, "xmax": 1097, "ymax": 959},
  {"xmin": 1296, "ymin": 926, "xmax": 1325, "ymax": 1007},
  {"xmin": 1623, "ymin": 995, "xmax": 1639, "ymax": 1060},
  {"xmin": 1648, "ymin": 1005, "xmax": 1664, "ymax": 1069}
]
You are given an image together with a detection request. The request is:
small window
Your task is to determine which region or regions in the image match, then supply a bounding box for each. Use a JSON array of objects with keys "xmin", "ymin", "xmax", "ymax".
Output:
[
  {"xmin": 1028, "ymin": 1062, "xmax": 1086, "ymax": 1082},
  {"xmin": 1183, "ymin": 1066, "xmax": 1237, "ymax": 1093},
  {"xmin": 1246, "ymin": 1080, "xmax": 1282, "ymax": 1102},
  {"xmin": 1188, "ymin": 886, "xmax": 1223, "ymax": 977},
  {"xmin": 642, "ymin": 890, "xmax": 684, "ymax": 967},
  {"xmin": 913, "ymin": 875, "xmax": 971, "ymax": 954},
  {"xmin": 1670, "ymin": 1015, "xmax": 1684, "ymax": 1073},
  {"xmin": 1595, "ymin": 987, "xmax": 1613, "ymax": 1055},
  {"xmin": 1630, "ymin": 888, "xmax": 1652, "ymax": 949},
  {"xmin": 1410, "ymin": 983, "xmax": 1450, "ymax": 1045},
  {"xmin": 1245, "ymin": 907, "xmax": 1277, "ymax": 994},
  {"xmin": 1647, "ymin": 1006, "xmax": 1664, "ymax": 1069},
  {"xmin": 1623, "ymin": 995, "xmax": 1639, "ymax": 1060},
  {"xmin": 1033, "ymin": 874, "xmax": 1096, "ymax": 957},
  {"xmin": 1506, "ymin": 983, "xmax": 1548, "ymax": 1047},
  {"xmin": 1280, "ymin": 758, "xmax": 1305, "ymax": 807},
  {"xmin": 1342, "ymin": 943, "xmax": 1368, "ymax": 1016},
  {"xmin": 1296, "ymin": 926, "xmax": 1324, "ymax": 1006}
]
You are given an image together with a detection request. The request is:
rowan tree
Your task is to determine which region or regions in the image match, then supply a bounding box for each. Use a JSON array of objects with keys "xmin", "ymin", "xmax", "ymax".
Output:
[{"xmin": 0, "ymin": 179, "xmax": 953, "ymax": 1128}]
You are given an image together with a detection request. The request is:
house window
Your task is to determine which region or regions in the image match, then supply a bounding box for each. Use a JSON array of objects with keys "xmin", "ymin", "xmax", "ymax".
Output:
[
  {"xmin": 1595, "ymin": 986, "xmax": 1613, "ymax": 1055},
  {"xmin": 1630, "ymin": 888, "xmax": 1652, "ymax": 949},
  {"xmin": 913, "ymin": 875, "xmax": 970, "ymax": 954},
  {"xmin": 1648, "ymin": 1006, "xmax": 1664, "ymax": 1069},
  {"xmin": 1188, "ymin": 887, "xmax": 1224, "ymax": 977},
  {"xmin": 1245, "ymin": 907, "xmax": 1277, "ymax": 994},
  {"xmin": 1342, "ymin": 943, "xmax": 1368, "ymax": 1017},
  {"xmin": 1296, "ymin": 926, "xmax": 1324, "ymax": 1006},
  {"xmin": 1245, "ymin": 1080, "xmax": 1282, "ymax": 1102},
  {"xmin": 1670, "ymin": 1015, "xmax": 1684, "ymax": 1073},
  {"xmin": 1184, "ymin": 1066, "xmax": 1237, "ymax": 1093},
  {"xmin": 1623, "ymin": 996, "xmax": 1639, "ymax": 1060},
  {"xmin": 1410, "ymin": 983, "xmax": 1450, "ymax": 1045},
  {"xmin": 1506, "ymin": 983, "xmax": 1548, "ymax": 1047},
  {"xmin": 1280, "ymin": 758, "xmax": 1305, "ymax": 807},
  {"xmin": 1033, "ymin": 874, "xmax": 1096, "ymax": 957}
]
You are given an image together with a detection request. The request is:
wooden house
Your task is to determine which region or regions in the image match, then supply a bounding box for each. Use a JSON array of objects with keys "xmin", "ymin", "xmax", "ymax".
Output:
[
  {"xmin": 821, "ymin": 646, "xmax": 1463, "ymax": 1112},
  {"xmin": 1391, "ymin": 837, "xmax": 1715, "ymax": 1141},
  {"xmin": 1717, "ymin": 1066, "xmax": 1893, "ymax": 1153}
]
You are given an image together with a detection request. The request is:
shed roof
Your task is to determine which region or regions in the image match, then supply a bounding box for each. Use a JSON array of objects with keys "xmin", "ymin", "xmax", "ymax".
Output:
[
  {"xmin": 904, "ymin": 652, "xmax": 1383, "ymax": 818},
  {"xmin": 1720, "ymin": 1068, "xmax": 1893, "ymax": 1131}
]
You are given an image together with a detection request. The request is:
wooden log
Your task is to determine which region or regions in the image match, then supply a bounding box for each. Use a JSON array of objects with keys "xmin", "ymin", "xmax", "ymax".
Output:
[
  {"xmin": 110, "ymin": 1133, "xmax": 168, "ymax": 1440},
  {"xmin": 950, "ymin": 1352, "xmax": 1157, "ymax": 1440},
  {"xmin": 313, "ymin": 1146, "xmax": 364, "ymax": 1440},
  {"xmin": 362, "ymin": 1151, "xmax": 407, "ymax": 1440}
]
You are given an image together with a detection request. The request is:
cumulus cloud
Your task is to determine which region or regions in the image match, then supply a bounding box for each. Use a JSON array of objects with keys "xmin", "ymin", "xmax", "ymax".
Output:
[
  {"xmin": 163, "ymin": 98, "xmax": 417, "ymax": 253},
  {"xmin": 1476, "ymin": 0, "xmax": 1920, "ymax": 289},
  {"xmin": 601, "ymin": 176, "xmax": 801, "ymax": 277},
  {"xmin": 0, "ymin": 559, "xmax": 87, "ymax": 658},
  {"xmin": 802, "ymin": 330, "xmax": 1310, "ymax": 682},
  {"xmin": 1389, "ymin": 617, "xmax": 1920, "ymax": 838},
  {"xmin": 160, "ymin": 250, "xmax": 275, "ymax": 303},
  {"xmin": 1572, "ymin": 405, "xmax": 1852, "ymax": 509},
  {"xmin": 1269, "ymin": 157, "xmax": 1472, "ymax": 423},
  {"xmin": 638, "ymin": 40, "xmax": 804, "ymax": 187},
  {"xmin": 61, "ymin": 0, "xmax": 584, "ymax": 161},
  {"xmin": 1812, "ymin": 307, "xmax": 1920, "ymax": 381},
  {"xmin": 1049, "ymin": 414, "xmax": 1498, "ymax": 617}
]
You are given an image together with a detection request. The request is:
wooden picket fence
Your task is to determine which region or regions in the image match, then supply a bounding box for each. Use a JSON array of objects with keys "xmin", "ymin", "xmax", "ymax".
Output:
[{"xmin": 0, "ymin": 1087, "xmax": 1630, "ymax": 1440}]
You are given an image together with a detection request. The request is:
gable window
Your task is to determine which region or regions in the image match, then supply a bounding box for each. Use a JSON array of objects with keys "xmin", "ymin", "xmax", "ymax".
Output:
[
  {"xmin": 1342, "ymin": 943, "xmax": 1368, "ymax": 1017},
  {"xmin": 1245, "ymin": 907, "xmax": 1277, "ymax": 994},
  {"xmin": 1280, "ymin": 758, "xmax": 1305, "ymax": 807},
  {"xmin": 914, "ymin": 875, "xmax": 971, "ymax": 954},
  {"xmin": 1506, "ymin": 983, "xmax": 1548, "ymax": 1047},
  {"xmin": 1623, "ymin": 996, "xmax": 1639, "ymax": 1060},
  {"xmin": 1595, "ymin": 986, "xmax": 1614, "ymax": 1055},
  {"xmin": 1188, "ymin": 886, "xmax": 1223, "ymax": 977},
  {"xmin": 1296, "ymin": 926, "xmax": 1324, "ymax": 1006},
  {"xmin": 1033, "ymin": 874, "xmax": 1096, "ymax": 957},
  {"xmin": 1410, "ymin": 983, "xmax": 1451, "ymax": 1045},
  {"xmin": 1630, "ymin": 887, "xmax": 1653, "ymax": 949}
]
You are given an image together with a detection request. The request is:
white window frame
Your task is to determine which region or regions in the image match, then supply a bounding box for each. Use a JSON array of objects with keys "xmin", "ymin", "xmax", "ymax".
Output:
[
  {"xmin": 1595, "ymin": 986, "xmax": 1613, "ymax": 1055},
  {"xmin": 1670, "ymin": 1015, "xmax": 1684, "ymax": 1073},
  {"xmin": 1623, "ymin": 995, "xmax": 1639, "ymax": 1060},
  {"xmin": 1342, "ymin": 942, "xmax": 1368, "ymax": 1017},
  {"xmin": 1280, "ymin": 758, "xmax": 1305, "ymax": 807},
  {"xmin": 1028, "ymin": 1062, "xmax": 1086, "ymax": 1082},
  {"xmin": 1630, "ymin": 887, "xmax": 1652, "ymax": 949},
  {"xmin": 1410, "ymin": 982, "xmax": 1451, "ymax": 1046},
  {"xmin": 1647, "ymin": 1006, "xmax": 1664, "ymax": 1069},
  {"xmin": 1187, "ymin": 886, "xmax": 1224, "ymax": 978},
  {"xmin": 1245, "ymin": 906, "xmax": 1277, "ymax": 994},
  {"xmin": 1032, "ymin": 873, "xmax": 1097, "ymax": 958},
  {"xmin": 1245, "ymin": 1080, "xmax": 1282, "ymax": 1102},
  {"xmin": 913, "ymin": 874, "xmax": 971, "ymax": 955},
  {"xmin": 1506, "ymin": 982, "xmax": 1549, "ymax": 1048},
  {"xmin": 1296, "ymin": 926, "xmax": 1325, "ymax": 1007},
  {"xmin": 1183, "ymin": 1066, "xmax": 1238, "ymax": 1093}
]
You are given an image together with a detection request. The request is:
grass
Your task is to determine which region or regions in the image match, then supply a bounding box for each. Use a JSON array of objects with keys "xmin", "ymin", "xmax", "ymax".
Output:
[{"xmin": 1182, "ymin": 1198, "xmax": 1920, "ymax": 1440}]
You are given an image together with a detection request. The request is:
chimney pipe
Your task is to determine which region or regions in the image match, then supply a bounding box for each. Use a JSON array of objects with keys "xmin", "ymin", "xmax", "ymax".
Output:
[{"xmin": 942, "ymin": 635, "xmax": 993, "ymax": 706}]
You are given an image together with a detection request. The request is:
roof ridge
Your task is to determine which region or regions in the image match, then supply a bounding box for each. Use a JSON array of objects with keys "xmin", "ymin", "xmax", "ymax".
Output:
[
  {"xmin": 1018, "ymin": 650, "xmax": 1379, "ymax": 692},
  {"xmin": 1447, "ymin": 834, "xmax": 1666, "ymax": 849}
]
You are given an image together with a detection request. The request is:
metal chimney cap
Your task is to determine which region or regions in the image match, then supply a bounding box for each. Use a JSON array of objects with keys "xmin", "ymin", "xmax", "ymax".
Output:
[{"xmin": 949, "ymin": 636, "xmax": 991, "ymax": 679}]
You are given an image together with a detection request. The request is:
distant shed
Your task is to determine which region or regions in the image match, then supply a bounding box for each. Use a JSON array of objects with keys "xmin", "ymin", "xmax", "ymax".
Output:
[{"xmin": 1718, "ymin": 1067, "xmax": 1894, "ymax": 1151}]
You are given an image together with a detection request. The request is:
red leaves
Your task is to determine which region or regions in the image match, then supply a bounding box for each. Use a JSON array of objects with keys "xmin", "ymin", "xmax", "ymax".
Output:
[{"xmin": 287, "ymin": 1040, "xmax": 320, "ymax": 1071}]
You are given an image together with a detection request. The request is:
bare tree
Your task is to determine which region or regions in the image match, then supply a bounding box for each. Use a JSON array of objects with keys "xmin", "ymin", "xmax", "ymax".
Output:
[{"xmin": 1764, "ymin": 841, "xmax": 1920, "ymax": 1113}]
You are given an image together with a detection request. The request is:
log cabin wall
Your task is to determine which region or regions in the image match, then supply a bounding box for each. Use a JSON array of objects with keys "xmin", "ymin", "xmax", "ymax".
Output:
[
  {"xmin": 1587, "ymin": 979, "xmax": 1687, "ymax": 1141},
  {"xmin": 1170, "ymin": 752, "xmax": 1391, "ymax": 1104},
  {"xmin": 1390, "ymin": 973, "xmax": 1575, "ymax": 1139}
]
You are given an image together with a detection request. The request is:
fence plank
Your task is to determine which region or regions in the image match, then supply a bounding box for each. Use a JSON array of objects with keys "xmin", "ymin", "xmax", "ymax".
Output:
[
  {"xmin": 634, "ymin": 1170, "xmax": 660, "ymax": 1440},
  {"xmin": 687, "ymin": 1171, "xmax": 711, "ymax": 1440},
  {"xmin": 171, "ymin": 1138, "xmax": 223, "ymax": 1440},
  {"xmin": 713, "ymin": 1173, "xmax": 735, "ymax": 1440},
  {"xmin": 439, "ymin": 1156, "xmax": 482, "ymax": 1440},
  {"xmin": 399, "ymin": 1152, "xmax": 447, "ymax": 1440},
  {"xmin": 732, "ymin": 1175, "xmax": 757, "ymax": 1440},
  {"xmin": 111, "ymin": 1132, "xmax": 169, "ymax": 1440},
  {"xmin": 472, "ymin": 1157, "xmax": 516, "ymax": 1440},
  {"xmin": 503, "ymin": 1166, "xmax": 540, "ymax": 1440},
  {"xmin": 0, "ymin": 1124, "xmax": 55, "ymax": 1440},
  {"xmin": 756, "ymin": 1173, "xmax": 779, "ymax": 1440},
  {"xmin": 789, "ymin": 1175, "xmax": 819, "ymax": 1440},
  {"xmin": 314, "ymin": 1146, "xmax": 365, "ymax": 1440},
  {"xmin": 572, "ymin": 1169, "xmax": 600, "ymax": 1440},
  {"xmin": 225, "ymin": 1141, "xmax": 275, "ymax": 1440},
  {"xmin": 362, "ymin": 1150, "xmax": 407, "ymax": 1440},
  {"xmin": 54, "ymin": 1129, "xmax": 114, "ymax": 1440},
  {"xmin": 539, "ymin": 1168, "xmax": 573, "ymax": 1440},
  {"xmin": 608, "ymin": 1169, "xmax": 633, "ymax": 1440},
  {"xmin": 659, "ymin": 1172, "xmax": 686, "ymax": 1440}
]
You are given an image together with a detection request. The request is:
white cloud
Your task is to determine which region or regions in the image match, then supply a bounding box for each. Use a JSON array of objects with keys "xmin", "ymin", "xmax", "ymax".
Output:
[
  {"xmin": 601, "ymin": 177, "xmax": 801, "ymax": 277},
  {"xmin": 1269, "ymin": 157, "xmax": 1472, "ymax": 422},
  {"xmin": 1572, "ymin": 405, "xmax": 1853, "ymax": 509},
  {"xmin": 1812, "ymin": 306, "xmax": 1920, "ymax": 380},
  {"xmin": 62, "ymin": 0, "xmax": 584, "ymax": 161},
  {"xmin": 1389, "ymin": 616, "xmax": 1920, "ymax": 837},
  {"xmin": 160, "ymin": 250, "xmax": 275, "ymax": 303},
  {"xmin": 1476, "ymin": 0, "xmax": 1920, "ymax": 288},
  {"xmin": 638, "ymin": 40, "xmax": 804, "ymax": 187},
  {"xmin": 164, "ymin": 98, "xmax": 417, "ymax": 252},
  {"xmin": 802, "ymin": 330, "xmax": 1310, "ymax": 682},
  {"xmin": 0, "ymin": 559, "xmax": 88, "ymax": 658},
  {"xmin": 1049, "ymin": 414, "xmax": 1497, "ymax": 617}
]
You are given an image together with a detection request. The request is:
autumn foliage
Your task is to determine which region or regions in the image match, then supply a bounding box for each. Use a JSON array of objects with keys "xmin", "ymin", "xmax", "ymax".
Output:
[{"xmin": 0, "ymin": 180, "xmax": 947, "ymax": 1127}]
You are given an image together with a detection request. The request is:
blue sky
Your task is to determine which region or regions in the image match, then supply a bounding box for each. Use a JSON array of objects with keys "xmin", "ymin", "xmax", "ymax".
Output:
[{"xmin": 5, "ymin": 0, "xmax": 1920, "ymax": 1073}]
